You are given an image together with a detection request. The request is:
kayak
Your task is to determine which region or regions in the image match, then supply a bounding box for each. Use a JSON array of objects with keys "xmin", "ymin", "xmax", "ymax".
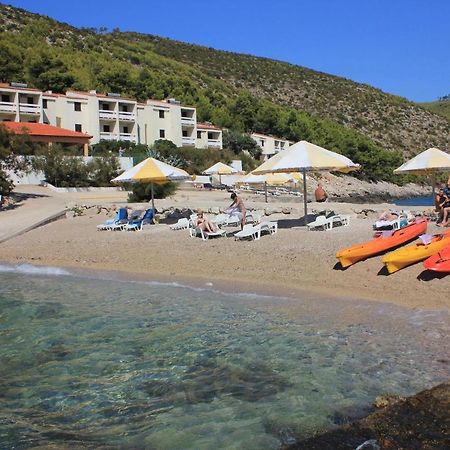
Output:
[
  {"xmin": 336, "ymin": 218, "xmax": 428, "ymax": 268},
  {"xmin": 382, "ymin": 230, "xmax": 450, "ymax": 274},
  {"xmin": 423, "ymin": 244, "xmax": 450, "ymax": 272}
]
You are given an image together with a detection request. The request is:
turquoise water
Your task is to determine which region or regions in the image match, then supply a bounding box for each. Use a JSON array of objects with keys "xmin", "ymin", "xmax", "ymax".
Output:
[{"xmin": 0, "ymin": 265, "xmax": 449, "ymax": 449}]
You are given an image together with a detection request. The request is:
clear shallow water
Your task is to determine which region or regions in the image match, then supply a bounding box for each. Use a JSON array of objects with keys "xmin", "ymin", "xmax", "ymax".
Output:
[{"xmin": 0, "ymin": 265, "xmax": 449, "ymax": 449}]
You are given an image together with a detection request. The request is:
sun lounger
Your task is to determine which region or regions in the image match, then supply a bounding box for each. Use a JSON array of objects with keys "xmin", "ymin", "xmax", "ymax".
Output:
[
  {"xmin": 307, "ymin": 214, "xmax": 350, "ymax": 231},
  {"xmin": 234, "ymin": 221, "xmax": 278, "ymax": 241},
  {"xmin": 109, "ymin": 209, "xmax": 143, "ymax": 231},
  {"xmin": 169, "ymin": 218, "xmax": 190, "ymax": 230},
  {"xmin": 124, "ymin": 208, "xmax": 155, "ymax": 231},
  {"xmin": 97, "ymin": 208, "xmax": 128, "ymax": 230},
  {"xmin": 190, "ymin": 226, "xmax": 227, "ymax": 240}
]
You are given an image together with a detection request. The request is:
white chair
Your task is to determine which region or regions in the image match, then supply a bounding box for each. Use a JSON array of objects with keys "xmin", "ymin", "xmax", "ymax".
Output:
[{"xmin": 307, "ymin": 215, "xmax": 331, "ymax": 231}]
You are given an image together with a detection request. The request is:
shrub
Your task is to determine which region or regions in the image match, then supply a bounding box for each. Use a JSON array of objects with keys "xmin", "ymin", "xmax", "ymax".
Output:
[{"xmin": 128, "ymin": 181, "xmax": 177, "ymax": 203}]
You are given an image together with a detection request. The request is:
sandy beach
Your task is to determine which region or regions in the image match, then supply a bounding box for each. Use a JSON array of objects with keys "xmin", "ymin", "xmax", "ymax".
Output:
[{"xmin": 1, "ymin": 185, "xmax": 449, "ymax": 311}]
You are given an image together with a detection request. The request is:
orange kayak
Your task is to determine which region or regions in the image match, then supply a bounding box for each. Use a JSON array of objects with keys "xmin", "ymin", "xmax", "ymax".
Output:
[
  {"xmin": 423, "ymin": 244, "xmax": 450, "ymax": 273},
  {"xmin": 336, "ymin": 219, "xmax": 428, "ymax": 268},
  {"xmin": 382, "ymin": 230, "xmax": 450, "ymax": 274}
]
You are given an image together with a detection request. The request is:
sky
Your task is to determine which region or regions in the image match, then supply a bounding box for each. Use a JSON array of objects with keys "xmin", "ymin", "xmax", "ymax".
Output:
[{"xmin": 3, "ymin": 0, "xmax": 450, "ymax": 102}]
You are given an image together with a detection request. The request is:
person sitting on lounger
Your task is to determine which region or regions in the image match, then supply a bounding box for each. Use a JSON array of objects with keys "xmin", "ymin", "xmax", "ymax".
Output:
[{"xmin": 193, "ymin": 210, "xmax": 217, "ymax": 233}]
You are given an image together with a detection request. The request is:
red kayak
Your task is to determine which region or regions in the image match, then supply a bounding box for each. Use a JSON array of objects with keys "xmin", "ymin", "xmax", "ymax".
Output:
[{"xmin": 423, "ymin": 244, "xmax": 450, "ymax": 272}]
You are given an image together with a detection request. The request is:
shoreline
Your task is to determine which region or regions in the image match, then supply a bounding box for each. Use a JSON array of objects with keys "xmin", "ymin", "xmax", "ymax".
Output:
[{"xmin": 1, "ymin": 258, "xmax": 449, "ymax": 314}]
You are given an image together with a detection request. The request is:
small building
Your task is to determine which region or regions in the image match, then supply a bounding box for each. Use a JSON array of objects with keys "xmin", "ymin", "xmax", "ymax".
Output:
[
  {"xmin": 250, "ymin": 132, "xmax": 291, "ymax": 160},
  {"xmin": 2, "ymin": 121, "xmax": 92, "ymax": 155}
]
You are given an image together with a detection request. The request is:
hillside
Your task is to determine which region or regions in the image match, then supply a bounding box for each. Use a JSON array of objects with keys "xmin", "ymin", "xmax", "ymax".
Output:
[
  {"xmin": 0, "ymin": 3, "xmax": 449, "ymax": 170},
  {"xmin": 420, "ymin": 99, "xmax": 450, "ymax": 121}
]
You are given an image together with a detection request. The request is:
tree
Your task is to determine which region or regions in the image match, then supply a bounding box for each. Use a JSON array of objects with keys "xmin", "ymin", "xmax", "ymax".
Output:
[
  {"xmin": 0, "ymin": 124, "xmax": 37, "ymax": 195},
  {"xmin": 28, "ymin": 54, "xmax": 75, "ymax": 92},
  {"xmin": 0, "ymin": 43, "xmax": 24, "ymax": 82},
  {"xmin": 222, "ymin": 130, "xmax": 261, "ymax": 159}
]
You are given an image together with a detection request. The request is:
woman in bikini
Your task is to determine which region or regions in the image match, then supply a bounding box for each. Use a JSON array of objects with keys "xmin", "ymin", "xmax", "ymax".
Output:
[{"xmin": 193, "ymin": 210, "xmax": 216, "ymax": 232}]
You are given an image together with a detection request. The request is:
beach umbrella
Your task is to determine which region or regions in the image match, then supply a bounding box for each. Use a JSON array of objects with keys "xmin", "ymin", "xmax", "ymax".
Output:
[
  {"xmin": 111, "ymin": 157, "xmax": 191, "ymax": 210},
  {"xmin": 253, "ymin": 140, "xmax": 360, "ymax": 222},
  {"xmin": 239, "ymin": 171, "xmax": 300, "ymax": 202},
  {"xmin": 393, "ymin": 147, "xmax": 450, "ymax": 197},
  {"xmin": 203, "ymin": 162, "xmax": 238, "ymax": 185}
]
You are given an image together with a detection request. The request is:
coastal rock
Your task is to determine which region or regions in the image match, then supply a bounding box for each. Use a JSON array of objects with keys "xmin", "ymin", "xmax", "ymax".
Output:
[
  {"xmin": 285, "ymin": 379, "xmax": 450, "ymax": 450},
  {"xmin": 373, "ymin": 394, "xmax": 405, "ymax": 409}
]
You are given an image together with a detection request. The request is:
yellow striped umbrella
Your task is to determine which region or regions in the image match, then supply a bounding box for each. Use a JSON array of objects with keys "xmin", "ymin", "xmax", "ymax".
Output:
[
  {"xmin": 253, "ymin": 140, "xmax": 360, "ymax": 221},
  {"xmin": 394, "ymin": 147, "xmax": 450, "ymax": 197},
  {"xmin": 112, "ymin": 157, "xmax": 191, "ymax": 210}
]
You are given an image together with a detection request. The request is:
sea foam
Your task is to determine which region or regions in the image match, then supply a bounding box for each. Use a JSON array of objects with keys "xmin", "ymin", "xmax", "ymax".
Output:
[{"xmin": 0, "ymin": 263, "xmax": 70, "ymax": 276}]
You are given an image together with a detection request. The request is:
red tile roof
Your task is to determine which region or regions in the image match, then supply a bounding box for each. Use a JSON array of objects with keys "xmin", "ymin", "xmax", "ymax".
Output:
[
  {"xmin": 2, "ymin": 121, "xmax": 92, "ymax": 139},
  {"xmin": 197, "ymin": 123, "xmax": 221, "ymax": 131}
]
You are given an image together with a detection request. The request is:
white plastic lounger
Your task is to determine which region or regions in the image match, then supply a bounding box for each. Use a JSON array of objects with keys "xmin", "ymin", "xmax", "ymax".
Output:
[
  {"xmin": 169, "ymin": 218, "xmax": 190, "ymax": 230},
  {"xmin": 234, "ymin": 221, "xmax": 278, "ymax": 241},
  {"xmin": 307, "ymin": 215, "xmax": 350, "ymax": 231},
  {"xmin": 190, "ymin": 227, "xmax": 227, "ymax": 240}
]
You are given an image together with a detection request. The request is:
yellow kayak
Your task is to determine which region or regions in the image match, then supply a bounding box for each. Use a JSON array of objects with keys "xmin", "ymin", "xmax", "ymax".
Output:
[{"xmin": 382, "ymin": 230, "xmax": 450, "ymax": 274}]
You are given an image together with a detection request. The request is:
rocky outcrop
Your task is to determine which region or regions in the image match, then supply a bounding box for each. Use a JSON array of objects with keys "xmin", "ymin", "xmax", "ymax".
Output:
[{"xmin": 285, "ymin": 380, "xmax": 450, "ymax": 450}]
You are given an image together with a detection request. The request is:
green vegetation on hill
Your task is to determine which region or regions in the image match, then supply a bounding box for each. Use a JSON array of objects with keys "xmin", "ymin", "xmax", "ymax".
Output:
[
  {"xmin": 0, "ymin": 3, "xmax": 448, "ymax": 186},
  {"xmin": 420, "ymin": 98, "xmax": 450, "ymax": 122}
]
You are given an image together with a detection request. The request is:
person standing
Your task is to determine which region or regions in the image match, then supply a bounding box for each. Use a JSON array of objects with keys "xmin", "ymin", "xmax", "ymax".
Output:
[{"xmin": 227, "ymin": 192, "xmax": 246, "ymax": 228}]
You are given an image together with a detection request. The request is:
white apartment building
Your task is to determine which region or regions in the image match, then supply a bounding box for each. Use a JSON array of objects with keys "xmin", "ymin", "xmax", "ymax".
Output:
[
  {"xmin": 250, "ymin": 132, "xmax": 291, "ymax": 160},
  {"xmin": 0, "ymin": 83, "xmax": 222, "ymax": 150}
]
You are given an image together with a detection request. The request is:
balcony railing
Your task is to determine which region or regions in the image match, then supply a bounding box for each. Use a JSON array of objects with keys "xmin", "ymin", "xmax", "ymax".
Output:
[
  {"xmin": 19, "ymin": 103, "xmax": 40, "ymax": 115},
  {"xmin": 99, "ymin": 110, "xmax": 116, "ymax": 120},
  {"xmin": 182, "ymin": 137, "xmax": 196, "ymax": 146},
  {"xmin": 99, "ymin": 132, "xmax": 118, "ymax": 140},
  {"xmin": 118, "ymin": 111, "xmax": 136, "ymax": 121},
  {"xmin": 181, "ymin": 117, "xmax": 196, "ymax": 126},
  {"xmin": 207, "ymin": 139, "xmax": 222, "ymax": 149},
  {"xmin": 119, "ymin": 133, "xmax": 137, "ymax": 142},
  {"xmin": 0, "ymin": 102, "xmax": 16, "ymax": 113}
]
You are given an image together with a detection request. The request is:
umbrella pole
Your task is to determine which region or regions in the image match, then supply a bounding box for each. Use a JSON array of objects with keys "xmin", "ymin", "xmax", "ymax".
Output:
[
  {"xmin": 302, "ymin": 168, "xmax": 308, "ymax": 224},
  {"xmin": 264, "ymin": 181, "xmax": 268, "ymax": 203},
  {"xmin": 151, "ymin": 182, "xmax": 155, "ymax": 211},
  {"xmin": 431, "ymin": 172, "xmax": 436, "ymax": 200}
]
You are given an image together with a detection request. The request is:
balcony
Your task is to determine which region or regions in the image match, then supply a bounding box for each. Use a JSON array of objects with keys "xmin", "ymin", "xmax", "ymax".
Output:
[
  {"xmin": 119, "ymin": 133, "xmax": 137, "ymax": 142},
  {"xmin": 99, "ymin": 110, "xmax": 116, "ymax": 120},
  {"xmin": 118, "ymin": 111, "xmax": 136, "ymax": 121},
  {"xmin": 0, "ymin": 101, "xmax": 16, "ymax": 114},
  {"xmin": 181, "ymin": 117, "xmax": 196, "ymax": 127},
  {"xmin": 19, "ymin": 103, "xmax": 40, "ymax": 115},
  {"xmin": 182, "ymin": 137, "xmax": 196, "ymax": 147},
  {"xmin": 207, "ymin": 139, "xmax": 222, "ymax": 149},
  {"xmin": 99, "ymin": 132, "xmax": 118, "ymax": 141}
]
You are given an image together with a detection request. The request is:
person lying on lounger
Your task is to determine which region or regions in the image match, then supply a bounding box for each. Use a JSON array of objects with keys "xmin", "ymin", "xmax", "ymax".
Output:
[{"xmin": 193, "ymin": 210, "xmax": 217, "ymax": 233}]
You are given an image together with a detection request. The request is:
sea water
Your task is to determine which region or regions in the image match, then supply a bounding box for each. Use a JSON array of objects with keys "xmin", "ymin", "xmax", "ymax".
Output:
[{"xmin": 0, "ymin": 265, "xmax": 449, "ymax": 449}]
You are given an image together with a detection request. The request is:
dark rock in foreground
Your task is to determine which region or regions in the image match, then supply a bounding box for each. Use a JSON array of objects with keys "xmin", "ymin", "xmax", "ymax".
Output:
[{"xmin": 285, "ymin": 379, "xmax": 450, "ymax": 450}]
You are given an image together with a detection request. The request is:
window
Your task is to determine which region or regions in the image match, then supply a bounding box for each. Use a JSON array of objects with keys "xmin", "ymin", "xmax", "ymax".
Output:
[
  {"xmin": 120, "ymin": 105, "xmax": 129, "ymax": 112},
  {"xmin": 42, "ymin": 99, "xmax": 48, "ymax": 109},
  {"xmin": 74, "ymin": 102, "xmax": 81, "ymax": 111},
  {"xmin": 103, "ymin": 125, "xmax": 110, "ymax": 132},
  {"xmin": 27, "ymin": 96, "xmax": 33, "ymax": 104},
  {"xmin": 1, "ymin": 94, "xmax": 10, "ymax": 102},
  {"xmin": 158, "ymin": 110, "xmax": 165, "ymax": 119},
  {"xmin": 75, "ymin": 124, "xmax": 82, "ymax": 132},
  {"xmin": 197, "ymin": 131, "xmax": 202, "ymax": 139},
  {"xmin": 260, "ymin": 140, "xmax": 265, "ymax": 147},
  {"xmin": 207, "ymin": 132, "xmax": 214, "ymax": 140},
  {"xmin": 182, "ymin": 130, "xmax": 188, "ymax": 137},
  {"xmin": 123, "ymin": 126, "xmax": 129, "ymax": 134},
  {"xmin": 101, "ymin": 103, "xmax": 110, "ymax": 110},
  {"xmin": 159, "ymin": 129, "xmax": 165, "ymax": 138}
]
